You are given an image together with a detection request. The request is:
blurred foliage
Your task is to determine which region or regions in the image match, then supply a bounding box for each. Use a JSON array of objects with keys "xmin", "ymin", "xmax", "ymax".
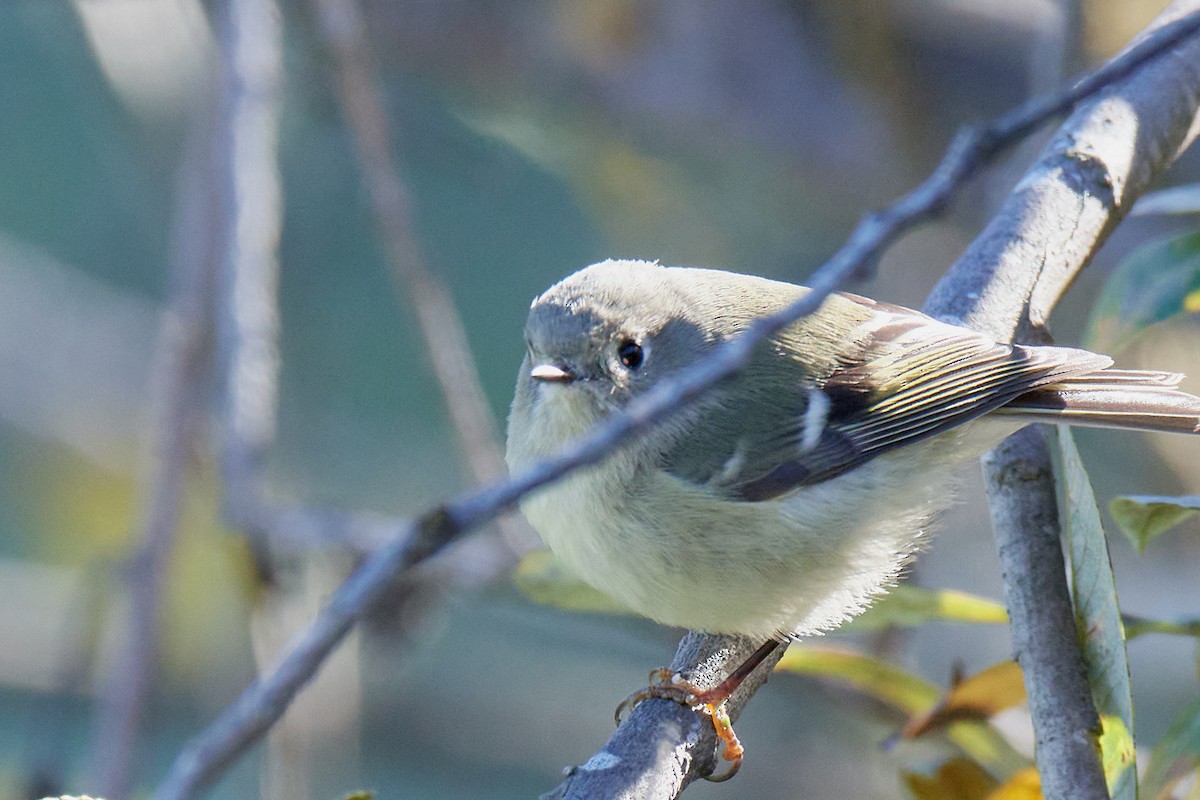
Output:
[
  {"xmin": 776, "ymin": 646, "xmax": 1030, "ymax": 780},
  {"xmin": 900, "ymin": 661, "xmax": 1026, "ymax": 741},
  {"xmin": 512, "ymin": 547, "xmax": 630, "ymax": 615},
  {"xmin": 845, "ymin": 585, "xmax": 1009, "ymax": 631},
  {"xmin": 1134, "ymin": 183, "xmax": 1200, "ymax": 216},
  {"xmin": 1141, "ymin": 695, "xmax": 1200, "ymax": 800},
  {"xmin": 902, "ymin": 758, "xmax": 1002, "ymax": 800},
  {"xmin": 1085, "ymin": 231, "xmax": 1200, "ymax": 354}
]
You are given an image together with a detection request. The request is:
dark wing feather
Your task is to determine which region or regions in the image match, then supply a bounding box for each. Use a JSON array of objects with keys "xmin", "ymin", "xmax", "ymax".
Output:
[{"xmin": 661, "ymin": 299, "xmax": 1111, "ymax": 501}]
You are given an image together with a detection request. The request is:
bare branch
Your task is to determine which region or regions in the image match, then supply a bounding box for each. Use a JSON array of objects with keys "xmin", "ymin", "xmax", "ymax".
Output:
[
  {"xmin": 983, "ymin": 428, "xmax": 1108, "ymax": 798},
  {"xmin": 925, "ymin": 3, "xmax": 1200, "ymax": 798},
  {"xmin": 213, "ymin": 0, "xmax": 284, "ymax": 529},
  {"xmin": 312, "ymin": 0, "xmax": 534, "ymax": 553},
  {"xmin": 96, "ymin": 0, "xmax": 371, "ymax": 794},
  {"xmin": 89, "ymin": 79, "xmax": 220, "ymax": 800},
  {"xmin": 153, "ymin": 9, "xmax": 1200, "ymax": 800}
]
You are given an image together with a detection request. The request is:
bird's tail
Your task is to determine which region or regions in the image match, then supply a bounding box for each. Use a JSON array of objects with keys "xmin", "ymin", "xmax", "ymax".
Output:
[{"xmin": 997, "ymin": 369, "xmax": 1200, "ymax": 435}]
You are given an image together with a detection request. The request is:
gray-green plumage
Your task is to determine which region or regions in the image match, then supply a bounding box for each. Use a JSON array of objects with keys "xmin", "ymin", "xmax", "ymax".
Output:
[{"xmin": 506, "ymin": 260, "xmax": 1200, "ymax": 638}]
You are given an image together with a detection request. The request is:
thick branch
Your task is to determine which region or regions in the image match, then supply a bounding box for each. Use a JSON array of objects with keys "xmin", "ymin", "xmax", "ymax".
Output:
[
  {"xmin": 983, "ymin": 430, "xmax": 1107, "ymax": 798},
  {"xmin": 926, "ymin": 3, "xmax": 1200, "ymax": 335}
]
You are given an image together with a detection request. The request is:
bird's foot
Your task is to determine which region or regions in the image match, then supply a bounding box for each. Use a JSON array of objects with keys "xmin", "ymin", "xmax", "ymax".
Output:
[{"xmin": 614, "ymin": 667, "xmax": 744, "ymax": 782}]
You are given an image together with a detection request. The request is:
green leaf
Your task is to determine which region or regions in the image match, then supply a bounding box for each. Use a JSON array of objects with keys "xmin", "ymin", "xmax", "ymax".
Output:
[
  {"xmin": 1110, "ymin": 495, "xmax": 1200, "ymax": 553},
  {"xmin": 845, "ymin": 584, "xmax": 1008, "ymax": 631},
  {"xmin": 1055, "ymin": 428, "xmax": 1137, "ymax": 799},
  {"xmin": 512, "ymin": 548, "xmax": 631, "ymax": 615},
  {"xmin": 776, "ymin": 647, "xmax": 1029, "ymax": 777},
  {"xmin": 1141, "ymin": 695, "xmax": 1200, "ymax": 799},
  {"xmin": 341, "ymin": 792, "xmax": 375, "ymax": 800},
  {"xmin": 1084, "ymin": 230, "xmax": 1200, "ymax": 353}
]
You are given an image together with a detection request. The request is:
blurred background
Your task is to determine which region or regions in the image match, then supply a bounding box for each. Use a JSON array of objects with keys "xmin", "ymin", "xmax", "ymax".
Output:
[{"xmin": 1, "ymin": 0, "xmax": 1198, "ymax": 798}]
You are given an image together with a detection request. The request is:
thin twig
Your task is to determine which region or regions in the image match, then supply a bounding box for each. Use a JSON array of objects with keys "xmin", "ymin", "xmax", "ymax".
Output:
[
  {"xmin": 89, "ymin": 82, "xmax": 220, "ymax": 800},
  {"xmin": 313, "ymin": 0, "xmax": 534, "ymax": 554},
  {"xmin": 205, "ymin": 2, "xmax": 324, "ymax": 796},
  {"xmin": 214, "ymin": 0, "xmax": 536, "ymax": 561},
  {"xmin": 154, "ymin": 10, "xmax": 1200, "ymax": 800},
  {"xmin": 214, "ymin": 0, "xmax": 284, "ymax": 530}
]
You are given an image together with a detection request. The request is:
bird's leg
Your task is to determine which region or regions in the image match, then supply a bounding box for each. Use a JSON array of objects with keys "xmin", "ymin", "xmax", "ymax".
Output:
[{"xmin": 614, "ymin": 639, "xmax": 786, "ymax": 781}]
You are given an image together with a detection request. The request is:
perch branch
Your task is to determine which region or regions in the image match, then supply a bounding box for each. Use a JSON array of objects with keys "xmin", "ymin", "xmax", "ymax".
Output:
[{"xmin": 154, "ymin": 9, "xmax": 1200, "ymax": 800}]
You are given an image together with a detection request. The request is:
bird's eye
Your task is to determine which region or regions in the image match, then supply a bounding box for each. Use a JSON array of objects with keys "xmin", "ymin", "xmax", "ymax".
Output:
[{"xmin": 617, "ymin": 339, "xmax": 644, "ymax": 370}]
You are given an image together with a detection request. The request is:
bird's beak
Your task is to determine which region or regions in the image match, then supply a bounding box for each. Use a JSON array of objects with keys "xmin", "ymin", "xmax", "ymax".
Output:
[{"xmin": 530, "ymin": 363, "xmax": 577, "ymax": 383}]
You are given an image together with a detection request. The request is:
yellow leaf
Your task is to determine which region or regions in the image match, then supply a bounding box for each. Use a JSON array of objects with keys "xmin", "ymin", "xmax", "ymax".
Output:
[
  {"xmin": 1099, "ymin": 714, "xmax": 1137, "ymax": 793},
  {"xmin": 846, "ymin": 585, "xmax": 1008, "ymax": 631},
  {"xmin": 778, "ymin": 647, "xmax": 1031, "ymax": 777},
  {"xmin": 776, "ymin": 645, "xmax": 937, "ymax": 714},
  {"xmin": 985, "ymin": 766, "xmax": 1041, "ymax": 800},
  {"xmin": 902, "ymin": 661, "xmax": 1026, "ymax": 740},
  {"xmin": 903, "ymin": 758, "xmax": 998, "ymax": 800}
]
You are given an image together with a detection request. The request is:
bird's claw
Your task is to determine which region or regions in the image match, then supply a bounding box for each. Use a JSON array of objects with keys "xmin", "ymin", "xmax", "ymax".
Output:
[{"xmin": 613, "ymin": 668, "xmax": 744, "ymax": 782}]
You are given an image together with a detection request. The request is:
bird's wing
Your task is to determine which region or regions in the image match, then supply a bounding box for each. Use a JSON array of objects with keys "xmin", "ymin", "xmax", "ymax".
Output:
[{"xmin": 661, "ymin": 304, "xmax": 1110, "ymax": 500}]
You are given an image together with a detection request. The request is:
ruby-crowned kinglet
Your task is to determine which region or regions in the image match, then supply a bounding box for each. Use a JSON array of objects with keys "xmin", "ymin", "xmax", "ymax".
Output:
[{"xmin": 506, "ymin": 259, "xmax": 1200, "ymax": 640}]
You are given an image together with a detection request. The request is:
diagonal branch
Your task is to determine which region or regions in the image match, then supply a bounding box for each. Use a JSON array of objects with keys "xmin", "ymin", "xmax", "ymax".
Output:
[
  {"xmin": 312, "ymin": 0, "xmax": 533, "ymax": 553},
  {"xmin": 154, "ymin": 9, "xmax": 1200, "ymax": 800}
]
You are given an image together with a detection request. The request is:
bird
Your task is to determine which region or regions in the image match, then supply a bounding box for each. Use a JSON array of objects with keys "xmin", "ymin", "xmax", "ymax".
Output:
[{"xmin": 505, "ymin": 258, "xmax": 1200, "ymax": 778}]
